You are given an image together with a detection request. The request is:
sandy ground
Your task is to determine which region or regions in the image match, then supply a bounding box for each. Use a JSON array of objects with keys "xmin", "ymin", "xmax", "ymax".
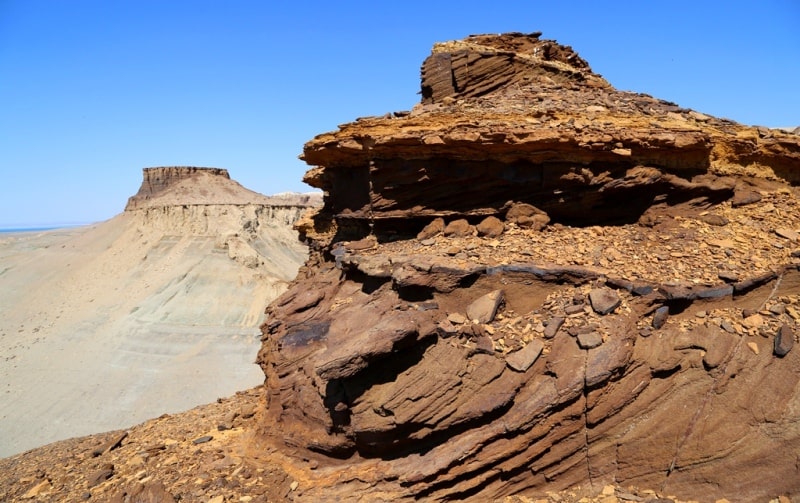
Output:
[{"xmin": 0, "ymin": 212, "xmax": 305, "ymax": 457}]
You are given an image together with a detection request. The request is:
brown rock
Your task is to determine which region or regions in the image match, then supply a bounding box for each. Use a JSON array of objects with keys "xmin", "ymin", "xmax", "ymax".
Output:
[
  {"xmin": 22, "ymin": 479, "xmax": 52, "ymax": 499},
  {"xmin": 91, "ymin": 431, "xmax": 128, "ymax": 457},
  {"xmin": 731, "ymin": 189, "xmax": 762, "ymax": 207},
  {"xmin": 505, "ymin": 202, "xmax": 550, "ymax": 230},
  {"xmin": 652, "ymin": 306, "xmax": 669, "ymax": 329},
  {"xmin": 577, "ymin": 331, "xmax": 603, "ymax": 349},
  {"xmin": 239, "ymin": 403, "xmax": 256, "ymax": 419},
  {"xmin": 466, "ymin": 289, "xmax": 504, "ymax": 324},
  {"xmin": 476, "ymin": 216, "xmax": 505, "ymax": 237},
  {"xmin": 697, "ymin": 214, "xmax": 729, "ymax": 226},
  {"xmin": 774, "ymin": 324, "xmax": 794, "ymax": 357},
  {"xmin": 543, "ymin": 316, "xmax": 565, "ymax": 338},
  {"xmin": 87, "ymin": 464, "xmax": 114, "ymax": 487},
  {"xmin": 588, "ymin": 288, "xmax": 621, "ymax": 315},
  {"xmin": 564, "ymin": 303, "xmax": 586, "ymax": 315},
  {"xmin": 506, "ymin": 339, "xmax": 544, "ymax": 372},
  {"xmin": 775, "ymin": 228, "xmax": 800, "ymax": 242},
  {"xmin": 109, "ymin": 481, "xmax": 176, "ymax": 503},
  {"xmin": 89, "ymin": 32, "xmax": 800, "ymax": 503},
  {"xmin": 417, "ymin": 217, "xmax": 445, "ymax": 240},
  {"xmin": 443, "ymin": 219, "xmax": 473, "ymax": 237}
]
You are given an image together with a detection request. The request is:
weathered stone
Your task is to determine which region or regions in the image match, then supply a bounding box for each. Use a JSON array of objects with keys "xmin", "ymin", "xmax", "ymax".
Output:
[
  {"xmin": 87, "ymin": 464, "xmax": 114, "ymax": 487},
  {"xmin": 588, "ymin": 288, "xmax": 621, "ymax": 315},
  {"xmin": 109, "ymin": 481, "xmax": 176, "ymax": 503},
  {"xmin": 775, "ymin": 228, "xmax": 800, "ymax": 242},
  {"xmin": 91, "ymin": 431, "xmax": 128, "ymax": 457},
  {"xmin": 632, "ymin": 284, "xmax": 654, "ymax": 296},
  {"xmin": 417, "ymin": 217, "xmax": 445, "ymax": 240},
  {"xmin": 697, "ymin": 214, "xmax": 729, "ymax": 226},
  {"xmin": 505, "ymin": 203, "xmax": 550, "ymax": 230},
  {"xmin": 22, "ymin": 479, "xmax": 52, "ymax": 499},
  {"xmin": 443, "ymin": 219, "xmax": 473, "ymax": 237},
  {"xmin": 769, "ymin": 303, "xmax": 787, "ymax": 315},
  {"xmin": 345, "ymin": 236, "xmax": 378, "ymax": 252},
  {"xmin": 577, "ymin": 331, "xmax": 603, "ymax": 349},
  {"xmin": 506, "ymin": 339, "xmax": 544, "ymax": 372},
  {"xmin": 466, "ymin": 289, "xmax": 504, "ymax": 324},
  {"xmin": 447, "ymin": 312, "xmax": 467, "ymax": 325},
  {"xmin": 774, "ymin": 324, "xmax": 794, "ymax": 357},
  {"xmin": 652, "ymin": 306, "xmax": 670, "ymax": 329},
  {"xmin": 239, "ymin": 403, "xmax": 256, "ymax": 419},
  {"xmin": 474, "ymin": 334, "xmax": 495, "ymax": 354},
  {"xmin": 732, "ymin": 190, "xmax": 762, "ymax": 207},
  {"xmin": 476, "ymin": 216, "xmax": 505, "ymax": 237},
  {"xmin": 564, "ymin": 303, "xmax": 586, "ymax": 315},
  {"xmin": 543, "ymin": 316, "xmax": 565, "ymax": 338},
  {"xmin": 742, "ymin": 314, "xmax": 766, "ymax": 329}
]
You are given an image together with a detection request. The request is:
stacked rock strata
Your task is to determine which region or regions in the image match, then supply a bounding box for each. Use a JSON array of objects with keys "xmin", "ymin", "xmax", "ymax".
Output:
[{"xmin": 257, "ymin": 33, "xmax": 800, "ymax": 501}]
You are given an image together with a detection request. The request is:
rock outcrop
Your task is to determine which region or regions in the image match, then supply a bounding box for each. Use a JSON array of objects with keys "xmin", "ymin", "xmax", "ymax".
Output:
[{"xmin": 257, "ymin": 33, "xmax": 800, "ymax": 501}]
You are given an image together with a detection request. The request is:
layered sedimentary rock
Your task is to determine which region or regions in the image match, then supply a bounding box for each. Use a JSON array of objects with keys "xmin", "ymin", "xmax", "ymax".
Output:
[
  {"xmin": 125, "ymin": 167, "xmax": 320, "ymax": 271},
  {"xmin": 256, "ymin": 34, "xmax": 800, "ymax": 501},
  {"xmin": 0, "ymin": 167, "xmax": 320, "ymax": 458}
]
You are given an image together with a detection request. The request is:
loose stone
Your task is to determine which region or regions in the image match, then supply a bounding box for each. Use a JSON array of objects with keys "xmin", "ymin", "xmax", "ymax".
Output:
[
  {"xmin": 565, "ymin": 304, "xmax": 586, "ymax": 315},
  {"xmin": 506, "ymin": 339, "xmax": 544, "ymax": 372},
  {"xmin": 774, "ymin": 324, "xmax": 794, "ymax": 357},
  {"xmin": 466, "ymin": 290, "xmax": 504, "ymax": 324},
  {"xmin": 588, "ymin": 288, "xmax": 621, "ymax": 315},
  {"xmin": 543, "ymin": 317, "xmax": 565, "ymax": 339},
  {"xmin": 476, "ymin": 216, "xmax": 505, "ymax": 238},
  {"xmin": 652, "ymin": 306, "xmax": 669, "ymax": 329},
  {"xmin": 417, "ymin": 217, "xmax": 445, "ymax": 240}
]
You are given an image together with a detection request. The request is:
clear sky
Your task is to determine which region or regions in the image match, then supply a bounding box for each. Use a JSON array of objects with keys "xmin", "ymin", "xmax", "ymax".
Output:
[{"xmin": 1, "ymin": 1, "xmax": 798, "ymax": 227}]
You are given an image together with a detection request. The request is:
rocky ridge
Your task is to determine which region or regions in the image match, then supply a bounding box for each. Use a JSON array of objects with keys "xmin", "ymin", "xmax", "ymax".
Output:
[
  {"xmin": 2, "ymin": 34, "xmax": 799, "ymax": 502},
  {"xmin": 262, "ymin": 32, "xmax": 800, "ymax": 501}
]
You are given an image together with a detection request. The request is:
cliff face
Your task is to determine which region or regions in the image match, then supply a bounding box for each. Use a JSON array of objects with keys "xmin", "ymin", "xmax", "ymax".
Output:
[
  {"xmin": 257, "ymin": 33, "xmax": 800, "ymax": 501},
  {"xmin": 125, "ymin": 166, "xmax": 320, "ymax": 272}
]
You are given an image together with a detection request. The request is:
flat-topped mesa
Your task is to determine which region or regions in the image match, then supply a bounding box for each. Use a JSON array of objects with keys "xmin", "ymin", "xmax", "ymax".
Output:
[
  {"xmin": 421, "ymin": 31, "xmax": 608, "ymax": 103},
  {"xmin": 301, "ymin": 33, "xmax": 800, "ymax": 245},
  {"xmin": 125, "ymin": 166, "xmax": 274, "ymax": 210}
]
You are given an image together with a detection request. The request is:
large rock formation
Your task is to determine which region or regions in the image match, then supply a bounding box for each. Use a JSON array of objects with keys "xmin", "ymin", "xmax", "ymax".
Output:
[
  {"xmin": 256, "ymin": 33, "xmax": 800, "ymax": 501},
  {"xmin": 0, "ymin": 167, "xmax": 320, "ymax": 457}
]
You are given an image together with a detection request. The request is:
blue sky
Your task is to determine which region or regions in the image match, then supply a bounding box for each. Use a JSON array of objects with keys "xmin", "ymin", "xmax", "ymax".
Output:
[{"xmin": 0, "ymin": 1, "xmax": 798, "ymax": 227}]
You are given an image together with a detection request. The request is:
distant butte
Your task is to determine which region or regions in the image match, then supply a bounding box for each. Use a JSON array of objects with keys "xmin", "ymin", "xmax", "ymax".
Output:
[{"xmin": 126, "ymin": 166, "xmax": 319, "ymax": 210}]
